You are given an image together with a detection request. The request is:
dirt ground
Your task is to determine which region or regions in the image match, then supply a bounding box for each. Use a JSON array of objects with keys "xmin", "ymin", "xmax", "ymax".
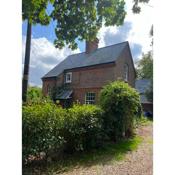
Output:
[{"xmin": 60, "ymin": 123, "xmax": 153, "ymax": 175}]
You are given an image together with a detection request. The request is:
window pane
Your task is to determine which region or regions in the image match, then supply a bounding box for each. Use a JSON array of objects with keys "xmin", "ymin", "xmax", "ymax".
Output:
[
  {"xmin": 85, "ymin": 92, "xmax": 95, "ymax": 104},
  {"xmin": 65, "ymin": 72, "xmax": 72, "ymax": 83}
]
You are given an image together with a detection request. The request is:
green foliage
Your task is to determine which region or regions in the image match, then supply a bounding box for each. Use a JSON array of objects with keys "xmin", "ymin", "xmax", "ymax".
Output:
[
  {"xmin": 22, "ymin": 0, "xmax": 149, "ymax": 49},
  {"xmin": 22, "ymin": 0, "xmax": 54, "ymax": 25},
  {"xmin": 22, "ymin": 103, "xmax": 66, "ymax": 161},
  {"xmin": 136, "ymin": 51, "xmax": 153, "ymax": 102},
  {"xmin": 26, "ymin": 86, "xmax": 52, "ymax": 105},
  {"xmin": 23, "ymin": 103, "xmax": 104, "ymax": 162},
  {"xmin": 23, "ymin": 135, "xmax": 142, "ymax": 174},
  {"xmin": 99, "ymin": 81, "xmax": 141, "ymax": 141},
  {"xmin": 27, "ymin": 86, "xmax": 42, "ymax": 102},
  {"xmin": 134, "ymin": 115, "xmax": 152, "ymax": 128},
  {"xmin": 52, "ymin": 0, "xmax": 149, "ymax": 50},
  {"xmin": 136, "ymin": 52, "xmax": 153, "ymax": 79},
  {"xmin": 132, "ymin": 0, "xmax": 150, "ymax": 13},
  {"xmin": 63, "ymin": 105, "xmax": 104, "ymax": 152},
  {"xmin": 52, "ymin": 0, "xmax": 126, "ymax": 49}
]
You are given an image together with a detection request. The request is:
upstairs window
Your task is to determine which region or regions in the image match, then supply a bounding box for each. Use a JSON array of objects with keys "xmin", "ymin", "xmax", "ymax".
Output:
[
  {"xmin": 65, "ymin": 72, "xmax": 72, "ymax": 83},
  {"xmin": 85, "ymin": 92, "xmax": 96, "ymax": 104},
  {"xmin": 124, "ymin": 64, "xmax": 129, "ymax": 82},
  {"xmin": 47, "ymin": 85, "xmax": 52, "ymax": 96}
]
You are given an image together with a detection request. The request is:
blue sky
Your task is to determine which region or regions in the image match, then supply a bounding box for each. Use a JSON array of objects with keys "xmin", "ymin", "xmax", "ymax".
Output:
[{"xmin": 22, "ymin": 0, "xmax": 153, "ymax": 87}]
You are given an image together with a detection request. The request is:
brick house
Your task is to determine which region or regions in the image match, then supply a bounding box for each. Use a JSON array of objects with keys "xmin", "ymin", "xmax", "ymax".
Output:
[{"xmin": 42, "ymin": 39, "xmax": 136, "ymax": 107}]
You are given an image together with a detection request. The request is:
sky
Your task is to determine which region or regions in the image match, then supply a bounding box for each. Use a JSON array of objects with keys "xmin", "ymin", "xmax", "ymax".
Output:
[{"xmin": 22, "ymin": 0, "xmax": 153, "ymax": 87}]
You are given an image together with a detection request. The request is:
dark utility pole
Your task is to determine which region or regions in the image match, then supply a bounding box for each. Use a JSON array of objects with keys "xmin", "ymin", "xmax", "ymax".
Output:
[{"xmin": 22, "ymin": 20, "xmax": 32, "ymax": 102}]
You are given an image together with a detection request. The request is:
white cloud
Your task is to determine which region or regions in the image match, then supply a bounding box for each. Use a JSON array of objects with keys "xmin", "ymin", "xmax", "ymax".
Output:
[
  {"xmin": 22, "ymin": 0, "xmax": 153, "ymax": 86},
  {"xmin": 97, "ymin": 0, "xmax": 153, "ymax": 59},
  {"xmin": 22, "ymin": 36, "xmax": 80, "ymax": 86}
]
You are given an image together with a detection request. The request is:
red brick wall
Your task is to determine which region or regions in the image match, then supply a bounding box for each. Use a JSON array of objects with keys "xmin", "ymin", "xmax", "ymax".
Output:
[
  {"xmin": 42, "ymin": 77, "xmax": 56, "ymax": 95},
  {"xmin": 42, "ymin": 74, "xmax": 64, "ymax": 96},
  {"xmin": 114, "ymin": 45, "xmax": 136, "ymax": 87},
  {"xmin": 73, "ymin": 87, "xmax": 101, "ymax": 104},
  {"xmin": 42, "ymin": 45, "xmax": 136, "ymax": 104},
  {"xmin": 66, "ymin": 63, "xmax": 116, "ymax": 89}
]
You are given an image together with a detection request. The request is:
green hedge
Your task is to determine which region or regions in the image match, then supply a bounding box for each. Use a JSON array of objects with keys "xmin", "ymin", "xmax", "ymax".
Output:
[
  {"xmin": 22, "ymin": 103, "xmax": 66, "ymax": 161},
  {"xmin": 23, "ymin": 81, "xmax": 142, "ymax": 162},
  {"xmin": 99, "ymin": 81, "xmax": 141, "ymax": 141},
  {"xmin": 63, "ymin": 105, "xmax": 104, "ymax": 152},
  {"xmin": 22, "ymin": 103, "xmax": 104, "ymax": 161}
]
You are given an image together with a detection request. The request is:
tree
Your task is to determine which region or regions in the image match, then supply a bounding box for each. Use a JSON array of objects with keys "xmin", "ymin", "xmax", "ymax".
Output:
[
  {"xmin": 22, "ymin": 0, "xmax": 150, "ymax": 102},
  {"xmin": 27, "ymin": 86, "xmax": 42, "ymax": 102},
  {"xmin": 136, "ymin": 52, "xmax": 153, "ymax": 79},
  {"xmin": 51, "ymin": 0, "xmax": 150, "ymax": 49},
  {"xmin": 22, "ymin": 0, "xmax": 54, "ymax": 102},
  {"xmin": 150, "ymin": 24, "xmax": 153, "ymax": 47},
  {"xmin": 132, "ymin": 0, "xmax": 150, "ymax": 13},
  {"xmin": 136, "ymin": 24, "xmax": 153, "ymax": 102},
  {"xmin": 136, "ymin": 52, "xmax": 153, "ymax": 102}
]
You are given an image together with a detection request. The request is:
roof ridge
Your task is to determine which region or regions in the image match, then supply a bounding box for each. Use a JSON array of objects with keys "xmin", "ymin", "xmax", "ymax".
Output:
[
  {"xmin": 67, "ymin": 41, "xmax": 128, "ymax": 57},
  {"xmin": 96, "ymin": 41, "xmax": 128, "ymax": 51},
  {"xmin": 42, "ymin": 41, "xmax": 129, "ymax": 79}
]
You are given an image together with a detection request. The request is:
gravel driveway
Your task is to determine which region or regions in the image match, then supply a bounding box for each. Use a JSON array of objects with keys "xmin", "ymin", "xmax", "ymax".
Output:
[{"xmin": 60, "ymin": 123, "xmax": 153, "ymax": 175}]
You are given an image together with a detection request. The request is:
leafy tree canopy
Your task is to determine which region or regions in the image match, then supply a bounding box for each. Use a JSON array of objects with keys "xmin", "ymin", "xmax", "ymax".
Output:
[
  {"xmin": 136, "ymin": 51, "xmax": 153, "ymax": 79},
  {"xmin": 51, "ymin": 0, "xmax": 126, "ymax": 49},
  {"xmin": 22, "ymin": 0, "xmax": 54, "ymax": 25},
  {"xmin": 27, "ymin": 86, "xmax": 42, "ymax": 102},
  {"xmin": 22, "ymin": 0, "xmax": 150, "ymax": 49},
  {"xmin": 132, "ymin": 0, "xmax": 150, "ymax": 13},
  {"xmin": 136, "ymin": 51, "xmax": 153, "ymax": 102},
  {"xmin": 26, "ymin": 86, "xmax": 51, "ymax": 104},
  {"xmin": 51, "ymin": 0, "xmax": 150, "ymax": 49}
]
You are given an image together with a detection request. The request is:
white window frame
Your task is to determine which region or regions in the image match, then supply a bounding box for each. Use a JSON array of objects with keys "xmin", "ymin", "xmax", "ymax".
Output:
[
  {"xmin": 124, "ymin": 64, "xmax": 129, "ymax": 82},
  {"xmin": 47, "ymin": 85, "xmax": 51, "ymax": 96},
  {"xmin": 85, "ymin": 92, "xmax": 96, "ymax": 104},
  {"xmin": 65, "ymin": 72, "xmax": 72, "ymax": 83}
]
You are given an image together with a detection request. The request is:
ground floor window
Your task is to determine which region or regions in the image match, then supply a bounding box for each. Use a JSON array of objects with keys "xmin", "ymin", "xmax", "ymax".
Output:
[{"xmin": 85, "ymin": 92, "xmax": 96, "ymax": 104}]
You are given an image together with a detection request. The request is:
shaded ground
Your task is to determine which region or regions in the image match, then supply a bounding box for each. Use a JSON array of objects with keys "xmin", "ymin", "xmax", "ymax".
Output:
[{"xmin": 23, "ymin": 122, "xmax": 153, "ymax": 175}]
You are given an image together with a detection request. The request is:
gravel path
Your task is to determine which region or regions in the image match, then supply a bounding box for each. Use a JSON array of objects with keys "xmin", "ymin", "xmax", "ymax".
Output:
[{"xmin": 60, "ymin": 124, "xmax": 153, "ymax": 175}]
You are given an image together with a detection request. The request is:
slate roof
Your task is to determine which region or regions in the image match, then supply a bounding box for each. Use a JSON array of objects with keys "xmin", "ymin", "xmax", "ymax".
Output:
[
  {"xmin": 135, "ymin": 79, "xmax": 152, "ymax": 103},
  {"xmin": 42, "ymin": 41, "xmax": 128, "ymax": 78}
]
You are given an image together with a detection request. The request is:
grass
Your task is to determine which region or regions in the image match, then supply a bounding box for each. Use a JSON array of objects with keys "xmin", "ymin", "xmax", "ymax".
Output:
[
  {"xmin": 134, "ymin": 116, "xmax": 153, "ymax": 128},
  {"xmin": 23, "ymin": 136, "xmax": 142, "ymax": 175}
]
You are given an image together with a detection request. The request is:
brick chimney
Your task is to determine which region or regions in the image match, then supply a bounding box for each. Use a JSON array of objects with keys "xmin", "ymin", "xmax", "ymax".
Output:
[{"xmin": 86, "ymin": 38, "xmax": 99, "ymax": 54}]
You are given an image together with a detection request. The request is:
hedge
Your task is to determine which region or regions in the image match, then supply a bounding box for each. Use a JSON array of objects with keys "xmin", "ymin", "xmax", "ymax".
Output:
[
  {"xmin": 63, "ymin": 105, "xmax": 104, "ymax": 152},
  {"xmin": 22, "ymin": 103, "xmax": 66, "ymax": 161},
  {"xmin": 22, "ymin": 103, "xmax": 104, "ymax": 162},
  {"xmin": 23, "ymin": 81, "xmax": 142, "ymax": 162}
]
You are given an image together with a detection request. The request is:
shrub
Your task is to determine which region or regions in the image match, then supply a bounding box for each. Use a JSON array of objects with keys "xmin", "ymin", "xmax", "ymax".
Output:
[
  {"xmin": 22, "ymin": 102, "xmax": 66, "ymax": 161},
  {"xmin": 99, "ymin": 81, "xmax": 141, "ymax": 141},
  {"xmin": 22, "ymin": 103, "xmax": 104, "ymax": 162},
  {"xmin": 25, "ymin": 86, "xmax": 52, "ymax": 105},
  {"xmin": 63, "ymin": 105, "xmax": 104, "ymax": 152}
]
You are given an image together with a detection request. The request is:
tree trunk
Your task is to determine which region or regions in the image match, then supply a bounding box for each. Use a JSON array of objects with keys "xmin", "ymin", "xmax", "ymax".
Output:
[{"xmin": 22, "ymin": 20, "xmax": 32, "ymax": 102}]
